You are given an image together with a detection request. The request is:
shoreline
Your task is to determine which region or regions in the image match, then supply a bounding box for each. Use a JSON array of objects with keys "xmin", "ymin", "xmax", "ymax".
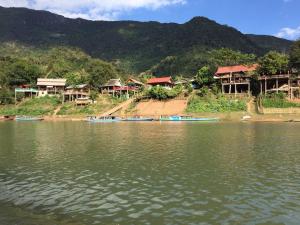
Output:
[{"xmin": 2, "ymin": 113, "xmax": 300, "ymax": 123}]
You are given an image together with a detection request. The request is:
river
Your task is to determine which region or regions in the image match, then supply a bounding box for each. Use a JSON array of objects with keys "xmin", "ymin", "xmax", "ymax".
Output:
[{"xmin": 0, "ymin": 121, "xmax": 300, "ymax": 224}]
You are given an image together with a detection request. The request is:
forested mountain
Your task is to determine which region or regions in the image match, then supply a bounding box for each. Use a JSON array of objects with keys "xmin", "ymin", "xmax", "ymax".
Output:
[{"xmin": 0, "ymin": 6, "xmax": 293, "ymax": 75}]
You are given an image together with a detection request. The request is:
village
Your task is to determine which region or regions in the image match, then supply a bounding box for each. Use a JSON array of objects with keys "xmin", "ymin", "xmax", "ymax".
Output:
[{"xmin": 1, "ymin": 60, "xmax": 300, "ymax": 122}]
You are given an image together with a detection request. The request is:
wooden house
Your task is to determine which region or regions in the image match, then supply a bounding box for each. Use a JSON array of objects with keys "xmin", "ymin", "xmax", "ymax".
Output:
[
  {"xmin": 63, "ymin": 84, "xmax": 90, "ymax": 102},
  {"xmin": 37, "ymin": 78, "xmax": 66, "ymax": 96},
  {"xmin": 127, "ymin": 78, "xmax": 145, "ymax": 89},
  {"xmin": 100, "ymin": 78, "xmax": 138, "ymax": 97},
  {"xmin": 258, "ymin": 73, "xmax": 300, "ymax": 99},
  {"xmin": 147, "ymin": 77, "xmax": 173, "ymax": 89},
  {"xmin": 214, "ymin": 64, "xmax": 258, "ymax": 96}
]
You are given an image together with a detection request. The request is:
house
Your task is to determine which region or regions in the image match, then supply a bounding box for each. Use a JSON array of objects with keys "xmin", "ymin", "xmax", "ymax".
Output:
[
  {"xmin": 37, "ymin": 78, "xmax": 66, "ymax": 96},
  {"xmin": 127, "ymin": 78, "xmax": 145, "ymax": 89},
  {"xmin": 100, "ymin": 79, "xmax": 122, "ymax": 94},
  {"xmin": 147, "ymin": 76, "xmax": 173, "ymax": 89},
  {"xmin": 14, "ymin": 84, "xmax": 39, "ymax": 102},
  {"xmin": 214, "ymin": 64, "xmax": 258, "ymax": 96},
  {"xmin": 63, "ymin": 84, "xmax": 90, "ymax": 102},
  {"xmin": 258, "ymin": 72, "xmax": 299, "ymax": 99},
  {"xmin": 100, "ymin": 78, "xmax": 139, "ymax": 97}
]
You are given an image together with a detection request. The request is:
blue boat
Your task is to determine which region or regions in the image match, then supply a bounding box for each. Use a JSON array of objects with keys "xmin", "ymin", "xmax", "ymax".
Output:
[
  {"xmin": 122, "ymin": 117, "xmax": 154, "ymax": 122},
  {"xmin": 87, "ymin": 116, "xmax": 121, "ymax": 123},
  {"xmin": 160, "ymin": 115, "xmax": 219, "ymax": 122},
  {"xmin": 15, "ymin": 116, "xmax": 44, "ymax": 121}
]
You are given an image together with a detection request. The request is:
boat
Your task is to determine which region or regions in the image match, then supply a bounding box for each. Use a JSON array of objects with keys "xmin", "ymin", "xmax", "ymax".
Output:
[
  {"xmin": 87, "ymin": 116, "xmax": 121, "ymax": 123},
  {"xmin": 0, "ymin": 115, "xmax": 15, "ymax": 121},
  {"xmin": 122, "ymin": 116, "xmax": 154, "ymax": 122},
  {"xmin": 160, "ymin": 115, "xmax": 219, "ymax": 122},
  {"xmin": 15, "ymin": 116, "xmax": 44, "ymax": 121}
]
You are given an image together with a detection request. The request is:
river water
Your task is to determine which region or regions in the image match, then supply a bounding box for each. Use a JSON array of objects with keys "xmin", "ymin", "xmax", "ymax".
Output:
[{"xmin": 0, "ymin": 121, "xmax": 300, "ymax": 225}]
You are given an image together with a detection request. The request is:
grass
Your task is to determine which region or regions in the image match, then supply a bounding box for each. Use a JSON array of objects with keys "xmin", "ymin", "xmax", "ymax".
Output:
[
  {"xmin": 186, "ymin": 93, "xmax": 247, "ymax": 113},
  {"xmin": 261, "ymin": 94, "xmax": 300, "ymax": 108},
  {"xmin": 57, "ymin": 95, "xmax": 126, "ymax": 116},
  {"xmin": 0, "ymin": 96, "xmax": 61, "ymax": 116}
]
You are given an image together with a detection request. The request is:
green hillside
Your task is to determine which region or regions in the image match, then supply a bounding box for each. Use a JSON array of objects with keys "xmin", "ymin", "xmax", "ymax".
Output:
[{"xmin": 0, "ymin": 7, "xmax": 293, "ymax": 75}]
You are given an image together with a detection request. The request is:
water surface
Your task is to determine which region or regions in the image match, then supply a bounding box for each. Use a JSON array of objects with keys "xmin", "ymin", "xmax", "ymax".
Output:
[{"xmin": 0, "ymin": 122, "xmax": 300, "ymax": 224}]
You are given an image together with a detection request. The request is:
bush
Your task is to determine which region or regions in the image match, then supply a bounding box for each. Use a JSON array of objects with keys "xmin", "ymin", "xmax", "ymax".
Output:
[
  {"xmin": 261, "ymin": 93, "xmax": 300, "ymax": 108},
  {"xmin": 187, "ymin": 91, "xmax": 247, "ymax": 113},
  {"xmin": 146, "ymin": 85, "xmax": 183, "ymax": 100}
]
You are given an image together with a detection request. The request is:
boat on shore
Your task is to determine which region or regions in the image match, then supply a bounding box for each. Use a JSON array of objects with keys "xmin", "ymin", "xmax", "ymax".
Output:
[
  {"xmin": 87, "ymin": 116, "xmax": 121, "ymax": 123},
  {"xmin": 15, "ymin": 116, "xmax": 44, "ymax": 121},
  {"xmin": 122, "ymin": 116, "xmax": 154, "ymax": 122},
  {"xmin": 160, "ymin": 115, "xmax": 219, "ymax": 122},
  {"xmin": 0, "ymin": 115, "xmax": 15, "ymax": 121}
]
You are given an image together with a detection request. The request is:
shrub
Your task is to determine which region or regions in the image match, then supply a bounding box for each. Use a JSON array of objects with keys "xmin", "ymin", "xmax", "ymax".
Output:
[{"xmin": 261, "ymin": 93, "xmax": 300, "ymax": 108}]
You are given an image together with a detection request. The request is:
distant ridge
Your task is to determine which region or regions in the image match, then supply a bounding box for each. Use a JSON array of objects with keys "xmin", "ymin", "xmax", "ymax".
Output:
[{"xmin": 0, "ymin": 6, "xmax": 293, "ymax": 74}]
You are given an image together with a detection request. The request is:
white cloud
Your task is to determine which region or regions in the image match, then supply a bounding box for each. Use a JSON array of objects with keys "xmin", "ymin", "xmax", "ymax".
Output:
[
  {"xmin": 0, "ymin": 0, "xmax": 186, "ymax": 20},
  {"xmin": 276, "ymin": 26, "xmax": 300, "ymax": 40}
]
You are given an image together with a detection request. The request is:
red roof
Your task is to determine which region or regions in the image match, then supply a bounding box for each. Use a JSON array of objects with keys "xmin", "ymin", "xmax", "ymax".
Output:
[
  {"xmin": 147, "ymin": 77, "xmax": 172, "ymax": 85},
  {"xmin": 215, "ymin": 64, "xmax": 258, "ymax": 76}
]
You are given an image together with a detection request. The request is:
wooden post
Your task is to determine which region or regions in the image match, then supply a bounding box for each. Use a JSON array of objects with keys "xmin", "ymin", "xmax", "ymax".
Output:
[
  {"xmin": 229, "ymin": 73, "xmax": 232, "ymax": 94},
  {"xmin": 234, "ymin": 83, "xmax": 237, "ymax": 97},
  {"xmin": 288, "ymin": 78, "xmax": 291, "ymax": 99},
  {"xmin": 260, "ymin": 81, "xmax": 263, "ymax": 95},
  {"xmin": 15, "ymin": 90, "xmax": 17, "ymax": 105},
  {"xmin": 248, "ymin": 82, "xmax": 251, "ymax": 97},
  {"xmin": 276, "ymin": 78, "xmax": 279, "ymax": 94},
  {"xmin": 265, "ymin": 77, "xmax": 267, "ymax": 96}
]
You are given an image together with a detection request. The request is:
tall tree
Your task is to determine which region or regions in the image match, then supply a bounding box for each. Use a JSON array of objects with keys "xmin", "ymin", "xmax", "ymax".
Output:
[
  {"xmin": 290, "ymin": 40, "xmax": 300, "ymax": 71},
  {"xmin": 258, "ymin": 51, "xmax": 289, "ymax": 75}
]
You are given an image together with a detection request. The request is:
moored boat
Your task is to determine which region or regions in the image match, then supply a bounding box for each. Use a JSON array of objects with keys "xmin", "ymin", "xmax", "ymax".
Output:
[
  {"xmin": 160, "ymin": 115, "xmax": 219, "ymax": 122},
  {"xmin": 15, "ymin": 116, "xmax": 44, "ymax": 121},
  {"xmin": 122, "ymin": 116, "xmax": 154, "ymax": 122},
  {"xmin": 87, "ymin": 116, "xmax": 121, "ymax": 123},
  {"xmin": 0, "ymin": 115, "xmax": 15, "ymax": 121}
]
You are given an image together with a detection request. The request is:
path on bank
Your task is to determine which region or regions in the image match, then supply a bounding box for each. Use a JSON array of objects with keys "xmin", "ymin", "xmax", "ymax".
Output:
[{"xmin": 100, "ymin": 98, "xmax": 135, "ymax": 116}]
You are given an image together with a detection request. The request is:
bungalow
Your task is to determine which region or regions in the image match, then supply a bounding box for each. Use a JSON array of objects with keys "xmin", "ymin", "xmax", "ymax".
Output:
[
  {"xmin": 127, "ymin": 78, "xmax": 145, "ymax": 89},
  {"xmin": 257, "ymin": 72, "xmax": 300, "ymax": 99},
  {"xmin": 214, "ymin": 64, "xmax": 258, "ymax": 96},
  {"xmin": 147, "ymin": 76, "xmax": 173, "ymax": 89},
  {"xmin": 37, "ymin": 78, "xmax": 66, "ymax": 96},
  {"xmin": 100, "ymin": 78, "xmax": 139, "ymax": 97},
  {"xmin": 14, "ymin": 84, "xmax": 39, "ymax": 102},
  {"xmin": 63, "ymin": 84, "xmax": 90, "ymax": 102}
]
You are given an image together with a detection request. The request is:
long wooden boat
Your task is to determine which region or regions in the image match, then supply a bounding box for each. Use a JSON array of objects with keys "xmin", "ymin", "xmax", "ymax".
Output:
[
  {"xmin": 0, "ymin": 115, "xmax": 15, "ymax": 121},
  {"xmin": 122, "ymin": 117, "xmax": 154, "ymax": 122},
  {"xmin": 160, "ymin": 115, "xmax": 219, "ymax": 122},
  {"xmin": 15, "ymin": 116, "xmax": 44, "ymax": 121},
  {"xmin": 87, "ymin": 116, "xmax": 121, "ymax": 123}
]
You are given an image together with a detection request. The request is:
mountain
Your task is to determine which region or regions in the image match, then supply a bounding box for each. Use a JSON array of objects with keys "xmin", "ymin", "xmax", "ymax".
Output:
[
  {"xmin": 246, "ymin": 34, "xmax": 292, "ymax": 53},
  {"xmin": 0, "ymin": 6, "xmax": 293, "ymax": 75}
]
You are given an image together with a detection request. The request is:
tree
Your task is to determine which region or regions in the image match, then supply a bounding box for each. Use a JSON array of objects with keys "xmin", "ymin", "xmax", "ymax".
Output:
[
  {"xmin": 195, "ymin": 66, "xmax": 214, "ymax": 87},
  {"xmin": 7, "ymin": 59, "xmax": 41, "ymax": 86},
  {"xmin": 86, "ymin": 59, "xmax": 118, "ymax": 89},
  {"xmin": 258, "ymin": 51, "xmax": 289, "ymax": 75},
  {"xmin": 208, "ymin": 48, "xmax": 256, "ymax": 67},
  {"xmin": 290, "ymin": 40, "xmax": 300, "ymax": 71}
]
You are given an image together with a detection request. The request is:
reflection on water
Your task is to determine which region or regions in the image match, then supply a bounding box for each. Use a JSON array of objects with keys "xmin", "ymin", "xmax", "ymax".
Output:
[{"xmin": 0, "ymin": 122, "xmax": 300, "ymax": 224}]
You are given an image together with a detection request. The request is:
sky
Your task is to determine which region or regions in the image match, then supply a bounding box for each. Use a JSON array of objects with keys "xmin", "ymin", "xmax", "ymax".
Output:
[{"xmin": 0, "ymin": 0, "xmax": 299, "ymax": 40}]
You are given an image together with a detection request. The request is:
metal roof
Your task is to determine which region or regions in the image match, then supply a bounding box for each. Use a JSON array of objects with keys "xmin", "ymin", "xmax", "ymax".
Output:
[{"xmin": 37, "ymin": 78, "xmax": 66, "ymax": 86}]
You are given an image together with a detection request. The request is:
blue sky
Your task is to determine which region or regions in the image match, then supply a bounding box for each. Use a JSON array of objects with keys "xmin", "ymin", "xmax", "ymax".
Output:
[{"xmin": 0, "ymin": 0, "xmax": 299, "ymax": 40}]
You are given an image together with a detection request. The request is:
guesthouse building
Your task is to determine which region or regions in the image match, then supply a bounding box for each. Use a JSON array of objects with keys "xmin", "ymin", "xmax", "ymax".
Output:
[
  {"xmin": 214, "ymin": 64, "xmax": 258, "ymax": 96},
  {"xmin": 147, "ymin": 77, "xmax": 173, "ymax": 89},
  {"xmin": 37, "ymin": 78, "xmax": 66, "ymax": 96}
]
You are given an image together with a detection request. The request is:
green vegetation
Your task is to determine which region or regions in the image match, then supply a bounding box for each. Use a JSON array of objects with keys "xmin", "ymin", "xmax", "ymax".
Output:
[
  {"xmin": 0, "ymin": 96, "xmax": 61, "ymax": 116},
  {"xmin": 146, "ymin": 85, "xmax": 183, "ymax": 100},
  {"xmin": 57, "ymin": 96, "xmax": 125, "ymax": 116},
  {"xmin": 187, "ymin": 89, "xmax": 247, "ymax": 113},
  {"xmin": 258, "ymin": 51, "xmax": 289, "ymax": 75},
  {"xmin": 261, "ymin": 93, "xmax": 300, "ymax": 108},
  {"xmin": 290, "ymin": 40, "xmax": 300, "ymax": 71},
  {"xmin": 0, "ymin": 7, "xmax": 292, "ymax": 75}
]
